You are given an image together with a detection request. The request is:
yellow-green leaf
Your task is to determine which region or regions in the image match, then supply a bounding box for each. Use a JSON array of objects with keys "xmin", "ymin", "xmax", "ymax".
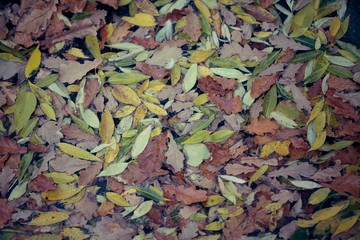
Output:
[
  {"xmin": 143, "ymin": 101, "xmax": 167, "ymax": 115},
  {"xmin": 307, "ymin": 98, "xmax": 325, "ymax": 125},
  {"xmin": 99, "ymin": 106, "xmax": 114, "ymax": 144},
  {"xmin": 40, "ymin": 102, "xmax": 56, "ymax": 120},
  {"xmin": 263, "ymin": 84, "xmax": 277, "ymax": 118},
  {"xmin": 295, "ymin": 219, "xmax": 318, "ymax": 228},
  {"xmin": 61, "ymin": 227, "xmax": 90, "ymax": 240},
  {"xmin": 43, "ymin": 172, "xmax": 78, "ymax": 184},
  {"xmin": 113, "ymin": 105, "xmax": 136, "ymax": 118},
  {"xmin": 42, "ymin": 183, "xmax": 84, "ymax": 201},
  {"xmin": 204, "ymin": 221, "xmax": 225, "ymax": 231},
  {"xmin": 270, "ymin": 140, "xmax": 290, "ymax": 156},
  {"xmin": 85, "ymin": 35, "xmax": 101, "ymax": 58},
  {"xmin": 28, "ymin": 212, "xmax": 70, "ymax": 226},
  {"xmin": 109, "ymin": 72, "xmax": 150, "ymax": 84},
  {"xmin": 329, "ymin": 17, "xmax": 341, "ymax": 37},
  {"xmin": 14, "ymin": 91, "xmax": 37, "ymax": 133},
  {"xmin": 182, "ymin": 130, "xmax": 212, "ymax": 144},
  {"xmin": 237, "ymin": 13, "xmax": 261, "ymax": 24},
  {"xmin": 334, "ymin": 215, "xmax": 359, "ymax": 236},
  {"xmin": 29, "ymin": 81, "xmax": 52, "ymax": 103},
  {"xmin": 311, "ymin": 205, "xmax": 344, "ymax": 221},
  {"xmin": 314, "ymin": 111, "xmax": 326, "ymax": 135},
  {"xmin": 182, "ymin": 63, "xmax": 198, "ymax": 93},
  {"xmin": 131, "ymin": 125, "xmax": 152, "ymax": 158},
  {"xmin": 112, "ymin": 85, "xmax": 142, "ymax": 106},
  {"xmin": 0, "ymin": 52, "xmax": 24, "ymax": 63},
  {"xmin": 130, "ymin": 200, "xmax": 153, "ymax": 219},
  {"xmin": 309, "ymin": 131, "xmax": 326, "ymax": 151},
  {"xmin": 171, "ymin": 63, "xmax": 181, "ymax": 85},
  {"xmin": 205, "ymin": 130, "xmax": 235, "ymax": 143},
  {"xmin": 188, "ymin": 50, "xmax": 215, "ymax": 63},
  {"xmin": 326, "ymin": 140, "xmax": 354, "ymax": 150},
  {"xmin": 67, "ymin": 47, "xmax": 90, "ymax": 59},
  {"xmin": 106, "ymin": 192, "xmax": 130, "ymax": 206},
  {"xmin": 203, "ymin": 195, "xmax": 225, "ymax": 207},
  {"xmin": 308, "ymin": 188, "xmax": 331, "ymax": 205},
  {"xmin": 57, "ymin": 143, "xmax": 102, "ymax": 161},
  {"xmin": 136, "ymin": 187, "xmax": 166, "ymax": 202},
  {"xmin": 249, "ymin": 165, "xmax": 268, "ymax": 186},
  {"xmin": 25, "ymin": 45, "xmax": 41, "ymax": 78},
  {"xmin": 122, "ymin": 13, "xmax": 156, "ymax": 27}
]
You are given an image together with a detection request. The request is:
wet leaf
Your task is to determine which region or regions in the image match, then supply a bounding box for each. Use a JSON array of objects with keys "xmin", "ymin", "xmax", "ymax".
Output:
[{"xmin": 99, "ymin": 106, "xmax": 115, "ymax": 144}]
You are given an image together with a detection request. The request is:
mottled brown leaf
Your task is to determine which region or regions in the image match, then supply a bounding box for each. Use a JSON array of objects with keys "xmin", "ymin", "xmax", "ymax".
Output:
[
  {"xmin": 208, "ymin": 94, "xmax": 242, "ymax": 114},
  {"xmin": 243, "ymin": 118, "xmax": 280, "ymax": 136}
]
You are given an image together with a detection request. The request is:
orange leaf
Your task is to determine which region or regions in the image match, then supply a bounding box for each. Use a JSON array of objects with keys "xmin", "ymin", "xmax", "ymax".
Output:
[
  {"xmin": 251, "ymin": 73, "xmax": 280, "ymax": 99},
  {"xmin": 243, "ymin": 118, "xmax": 280, "ymax": 136}
]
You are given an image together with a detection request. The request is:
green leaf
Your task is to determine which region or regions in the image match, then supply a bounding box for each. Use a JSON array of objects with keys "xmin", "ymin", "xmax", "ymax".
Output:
[
  {"xmin": 131, "ymin": 125, "xmax": 152, "ymax": 158},
  {"xmin": 291, "ymin": 50, "xmax": 322, "ymax": 63},
  {"xmin": 211, "ymin": 57, "xmax": 244, "ymax": 69},
  {"xmin": 276, "ymin": 82, "xmax": 293, "ymax": 100},
  {"xmin": 263, "ymin": 85, "xmax": 277, "ymax": 118},
  {"xmin": 97, "ymin": 162, "xmax": 128, "ymax": 177},
  {"xmin": 8, "ymin": 181, "xmax": 28, "ymax": 201},
  {"xmin": 270, "ymin": 111, "xmax": 298, "ymax": 128},
  {"xmin": 205, "ymin": 130, "xmax": 235, "ymax": 143},
  {"xmin": 184, "ymin": 143, "xmax": 211, "ymax": 167},
  {"xmin": 326, "ymin": 140, "xmax": 354, "ymax": 150},
  {"xmin": 130, "ymin": 200, "xmax": 153, "ymax": 219},
  {"xmin": 327, "ymin": 64, "xmax": 354, "ymax": 78},
  {"xmin": 335, "ymin": 15, "xmax": 350, "ymax": 40},
  {"xmin": 136, "ymin": 187, "xmax": 166, "ymax": 201},
  {"xmin": 182, "ymin": 130, "xmax": 212, "ymax": 144},
  {"xmin": 18, "ymin": 151, "xmax": 33, "ymax": 184},
  {"xmin": 85, "ymin": 35, "xmax": 101, "ymax": 58},
  {"xmin": 14, "ymin": 91, "xmax": 37, "ymax": 133},
  {"xmin": 253, "ymin": 51, "xmax": 281, "ymax": 76},
  {"xmin": 70, "ymin": 113, "xmax": 95, "ymax": 135},
  {"xmin": 303, "ymin": 64, "xmax": 328, "ymax": 85},
  {"xmin": 182, "ymin": 63, "xmax": 198, "ymax": 92},
  {"xmin": 190, "ymin": 115, "xmax": 214, "ymax": 134},
  {"xmin": 81, "ymin": 109, "xmax": 100, "ymax": 129},
  {"xmin": 210, "ymin": 68, "xmax": 243, "ymax": 78},
  {"xmin": 108, "ymin": 72, "xmax": 150, "ymax": 84}
]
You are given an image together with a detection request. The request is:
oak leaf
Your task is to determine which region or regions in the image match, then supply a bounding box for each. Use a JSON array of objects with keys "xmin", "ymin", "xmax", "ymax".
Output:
[
  {"xmin": 243, "ymin": 118, "xmax": 280, "ymax": 136},
  {"xmin": 59, "ymin": 59, "xmax": 103, "ymax": 84},
  {"xmin": 28, "ymin": 174, "xmax": 57, "ymax": 192},
  {"xmin": 269, "ymin": 33, "xmax": 311, "ymax": 51},
  {"xmin": 163, "ymin": 185, "xmax": 207, "ymax": 205},
  {"xmin": 208, "ymin": 94, "xmax": 242, "ymax": 114},
  {"xmin": 251, "ymin": 73, "xmax": 280, "ymax": 99},
  {"xmin": 323, "ymin": 172, "xmax": 360, "ymax": 197},
  {"xmin": 0, "ymin": 136, "xmax": 27, "ymax": 155},
  {"xmin": 268, "ymin": 162, "xmax": 317, "ymax": 180},
  {"xmin": 0, "ymin": 198, "xmax": 13, "ymax": 229},
  {"xmin": 183, "ymin": 6, "xmax": 201, "ymax": 42}
]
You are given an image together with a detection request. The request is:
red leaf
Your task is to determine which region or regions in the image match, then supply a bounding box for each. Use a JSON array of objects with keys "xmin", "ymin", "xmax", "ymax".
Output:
[
  {"xmin": 28, "ymin": 174, "xmax": 57, "ymax": 192},
  {"xmin": 97, "ymin": 0, "xmax": 118, "ymax": 9},
  {"xmin": 132, "ymin": 34, "xmax": 160, "ymax": 50},
  {"xmin": 243, "ymin": 118, "xmax": 280, "ymax": 136},
  {"xmin": 198, "ymin": 76, "xmax": 236, "ymax": 95},
  {"xmin": 208, "ymin": 94, "xmax": 242, "ymax": 114},
  {"xmin": 83, "ymin": 77, "xmax": 101, "ymax": 109},
  {"xmin": 277, "ymin": 47, "xmax": 296, "ymax": 63},
  {"xmin": 326, "ymin": 90, "xmax": 358, "ymax": 119},
  {"xmin": 163, "ymin": 185, "xmax": 207, "ymax": 205},
  {"xmin": 323, "ymin": 172, "xmax": 360, "ymax": 197},
  {"xmin": 327, "ymin": 75, "xmax": 360, "ymax": 92},
  {"xmin": 0, "ymin": 136, "xmax": 27, "ymax": 155},
  {"xmin": 159, "ymin": 8, "xmax": 189, "ymax": 26},
  {"xmin": 251, "ymin": 73, "xmax": 280, "ymax": 99},
  {"xmin": 0, "ymin": 198, "xmax": 13, "ymax": 229}
]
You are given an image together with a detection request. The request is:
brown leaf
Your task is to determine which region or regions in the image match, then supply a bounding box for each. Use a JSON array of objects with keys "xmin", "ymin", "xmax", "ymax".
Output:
[
  {"xmin": 60, "ymin": 0, "xmax": 87, "ymax": 13},
  {"xmin": 97, "ymin": 201, "xmax": 115, "ymax": 217},
  {"xmin": 310, "ymin": 160, "xmax": 342, "ymax": 182},
  {"xmin": 182, "ymin": 6, "xmax": 201, "ymax": 42},
  {"xmin": 208, "ymin": 94, "xmax": 242, "ymax": 114},
  {"xmin": 289, "ymin": 83, "xmax": 311, "ymax": 113},
  {"xmin": 37, "ymin": 121, "xmax": 61, "ymax": 145},
  {"xmin": 0, "ymin": 198, "xmax": 13, "ymax": 229},
  {"xmin": 13, "ymin": 32, "xmax": 34, "ymax": 48},
  {"xmin": 0, "ymin": 167, "xmax": 15, "ymax": 197},
  {"xmin": 323, "ymin": 172, "xmax": 360, "ymax": 197},
  {"xmin": 108, "ymin": 22, "xmax": 132, "ymax": 45},
  {"xmin": 0, "ymin": 16, "xmax": 8, "ymax": 39},
  {"xmin": 50, "ymin": 154, "xmax": 91, "ymax": 175},
  {"xmin": 225, "ymin": 163, "xmax": 256, "ymax": 175},
  {"xmin": 260, "ymin": 0, "xmax": 275, "ymax": 8},
  {"xmin": 78, "ymin": 162, "xmax": 103, "ymax": 186},
  {"xmin": 132, "ymin": 34, "xmax": 160, "ymax": 50},
  {"xmin": 74, "ymin": 188, "xmax": 99, "ymax": 220},
  {"xmin": 159, "ymin": 8, "xmax": 189, "ymax": 26},
  {"xmin": 242, "ymin": 4, "xmax": 277, "ymax": 22},
  {"xmin": 269, "ymin": 33, "xmax": 311, "ymax": 51},
  {"xmin": 165, "ymin": 132, "xmax": 184, "ymax": 172},
  {"xmin": 220, "ymin": 43, "xmax": 268, "ymax": 61},
  {"xmin": 61, "ymin": 124, "xmax": 100, "ymax": 141},
  {"xmin": 0, "ymin": 59, "xmax": 26, "ymax": 82},
  {"xmin": 268, "ymin": 162, "xmax": 317, "ymax": 180},
  {"xmin": 243, "ymin": 118, "xmax": 280, "ymax": 136},
  {"xmin": 28, "ymin": 174, "xmax": 57, "ymax": 192},
  {"xmin": 327, "ymin": 75, "xmax": 360, "ymax": 92},
  {"xmin": 97, "ymin": 0, "xmax": 118, "ymax": 9},
  {"xmin": 16, "ymin": 0, "xmax": 57, "ymax": 35},
  {"xmin": 251, "ymin": 73, "xmax": 280, "ymax": 99},
  {"xmin": 59, "ymin": 59, "xmax": 103, "ymax": 84},
  {"xmin": 0, "ymin": 136, "xmax": 27, "ymax": 155},
  {"xmin": 326, "ymin": 90, "xmax": 358, "ymax": 119},
  {"xmin": 146, "ymin": 45, "xmax": 183, "ymax": 67},
  {"xmin": 163, "ymin": 185, "xmax": 207, "ymax": 205},
  {"xmin": 84, "ymin": 77, "xmax": 101, "ymax": 109},
  {"xmin": 135, "ymin": 62, "xmax": 170, "ymax": 81},
  {"xmin": 277, "ymin": 47, "xmax": 297, "ymax": 63}
]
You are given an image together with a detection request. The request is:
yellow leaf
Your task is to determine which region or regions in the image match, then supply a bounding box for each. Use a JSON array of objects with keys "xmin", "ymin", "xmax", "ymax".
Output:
[
  {"xmin": 27, "ymin": 212, "xmax": 70, "ymax": 226},
  {"xmin": 40, "ymin": 102, "xmax": 56, "ymax": 120},
  {"xmin": 67, "ymin": 84, "xmax": 80, "ymax": 92},
  {"xmin": 67, "ymin": 48, "xmax": 90, "ymax": 58},
  {"xmin": 106, "ymin": 23, "xmax": 114, "ymax": 41},
  {"xmin": 198, "ymin": 235, "xmax": 220, "ymax": 240},
  {"xmin": 122, "ymin": 13, "xmax": 156, "ymax": 27},
  {"xmin": 138, "ymin": 79, "xmax": 150, "ymax": 94},
  {"xmin": 60, "ymin": 188, "xmax": 86, "ymax": 205},
  {"xmin": 204, "ymin": 221, "xmax": 225, "ymax": 231},
  {"xmin": 204, "ymin": 195, "xmax": 225, "ymax": 207},
  {"xmin": 25, "ymin": 45, "xmax": 41, "ymax": 78},
  {"xmin": 182, "ymin": 130, "xmax": 212, "ymax": 144},
  {"xmin": 334, "ymin": 215, "xmax": 359, "ymax": 236},
  {"xmin": 270, "ymin": 140, "xmax": 290, "ymax": 156},
  {"xmin": 0, "ymin": 52, "xmax": 24, "ymax": 63},
  {"xmin": 143, "ymin": 101, "xmax": 167, "ymax": 115},
  {"xmin": 150, "ymin": 126, "xmax": 162, "ymax": 138},
  {"xmin": 134, "ymin": 0, "xmax": 159, "ymax": 16},
  {"xmin": 188, "ymin": 50, "xmax": 215, "ymax": 63},
  {"xmin": 308, "ymin": 188, "xmax": 331, "ymax": 205},
  {"xmin": 314, "ymin": 111, "xmax": 326, "ymax": 135},
  {"xmin": 113, "ymin": 105, "xmax": 136, "ymax": 118},
  {"xmin": 85, "ymin": 35, "xmax": 101, "ymax": 58},
  {"xmin": 138, "ymin": 93, "xmax": 160, "ymax": 104},
  {"xmin": 329, "ymin": 17, "xmax": 341, "ymax": 37},
  {"xmin": 312, "ymin": 205, "xmax": 344, "ymax": 221},
  {"xmin": 57, "ymin": 143, "xmax": 102, "ymax": 161},
  {"xmin": 220, "ymin": 207, "xmax": 244, "ymax": 218},
  {"xmin": 106, "ymin": 192, "xmax": 131, "ymax": 206},
  {"xmin": 260, "ymin": 144, "xmax": 271, "ymax": 158},
  {"xmin": 43, "ymin": 172, "xmax": 78, "ymax": 184},
  {"xmin": 171, "ymin": 63, "xmax": 181, "ymax": 85},
  {"xmin": 296, "ymin": 219, "xmax": 318, "ymax": 228},
  {"xmin": 112, "ymin": 85, "xmax": 142, "ymax": 106},
  {"xmin": 249, "ymin": 165, "xmax": 268, "ymax": 186},
  {"xmin": 28, "ymin": 81, "xmax": 52, "ymax": 103},
  {"xmin": 133, "ymin": 104, "xmax": 147, "ymax": 128},
  {"xmin": 253, "ymin": 31, "xmax": 273, "ymax": 38},
  {"xmin": 42, "ymin": 183, "xmax": 84, "ymax": 201},
  {"xmin": 193, "ymin": 93, "xmax": 208, "ymax": 105},
  {"xmin": 266, "ymin": 202, "xmax": 282, "ymax": 211},
  {"xmin": 237, "ymin": 13, "xmax": 261, "ymax": 24},
  {"xmin": 198, "ymin": 65, "xmax": 214, "ymax": 77},
  {"xmin": 309, "ymin": 131, "xmax": 327, "ymax": 151},
  {"xmin": 307, "ymin": 98, "xmax": 325, "ymax": 126},
  {"xmin": 62, "ymin": 227, "xmax": 90, "ymax": 240},
  {"xmin": 99, "ymin": 106, "xmax": 114, "ymax": 144},
  {"xmin": 194, "ymin": 0, "xmax": 212, "ymax": 23}
]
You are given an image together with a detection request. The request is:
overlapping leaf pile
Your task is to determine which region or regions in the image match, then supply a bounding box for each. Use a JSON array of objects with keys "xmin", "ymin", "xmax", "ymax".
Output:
[{"xmin": 0, "ymin": 0, "xmax": 359, "ymax": 239}]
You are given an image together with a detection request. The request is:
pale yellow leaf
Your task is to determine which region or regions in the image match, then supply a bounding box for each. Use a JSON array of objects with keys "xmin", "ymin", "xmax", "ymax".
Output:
[
  {"xmin": 28, "ymin": 212, "xmax": 70, "ymax": 226},
  {"xmin": 308, "ymin": 188, "xmax": 331, "ymax": 205},
  {"xmin": 106, "ymin": 192, "xmax": 130, "ymax": 206},
  {"xmin": 42, "ymin": 183, "xmax": 84, "ymax": 201},
  {"xmin": 40, "ymin": 102, "xmax": 56, "ymax": 120},
  {"xmin": 311, "ymin": 205, "xmax": 344, "ymax": 221},
  {"xmin": 57, "ymin": 143, "xmax": 102, "ymax": 161},
  {"xmin": 113, "ymin": 105, "xmax": 136, "ymax": 118},
  {"xmin": 130, "ymin": 200, "xmax": 153, "ymax": 219},
  {"xmin": 188, "ymin": 50, "xmax": 215, "ymax": 63},
  {"xmin": 112, "ymin": 85, "xmax": 142, "ymax": 106},
  {"xmin": 122, "ymin": 13, "xmax": 156, "ymax": 27},
  {"xmin": 67, "ymin": 48, "xmax": 90, "ymax": 59},
  {"xmin": 143, "ymin": 101, "xmax": 167, "ymax": 115}
]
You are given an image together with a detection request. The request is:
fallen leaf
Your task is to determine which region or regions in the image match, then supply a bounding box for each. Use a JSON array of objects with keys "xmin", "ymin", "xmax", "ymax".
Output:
[
  {"xmin": 165, "ymin": 132, "xmax": 184, "ymax": 172},
  {"xmin": 59, "ymin": 59, "xmax": 103, "ymax": 84},
  {"xmin": 163, "ymin": 185, "xmax": 207, "ymax": 205},
  {"xmin": 243, "ymin": 118, "xmax": 280, "ymax": 136}
]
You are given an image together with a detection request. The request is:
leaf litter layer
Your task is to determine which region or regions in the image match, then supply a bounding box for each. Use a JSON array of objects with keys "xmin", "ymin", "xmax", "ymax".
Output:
[{"xmin": 0, "ymin": 0, "xmax": 359, "ymax": 239}]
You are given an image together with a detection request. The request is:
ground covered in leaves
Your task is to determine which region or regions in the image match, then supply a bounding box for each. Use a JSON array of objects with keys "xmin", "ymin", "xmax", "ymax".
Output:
[{"xmin": 0, "ymin": 0, "xmax": 360, "ymax": 239}]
